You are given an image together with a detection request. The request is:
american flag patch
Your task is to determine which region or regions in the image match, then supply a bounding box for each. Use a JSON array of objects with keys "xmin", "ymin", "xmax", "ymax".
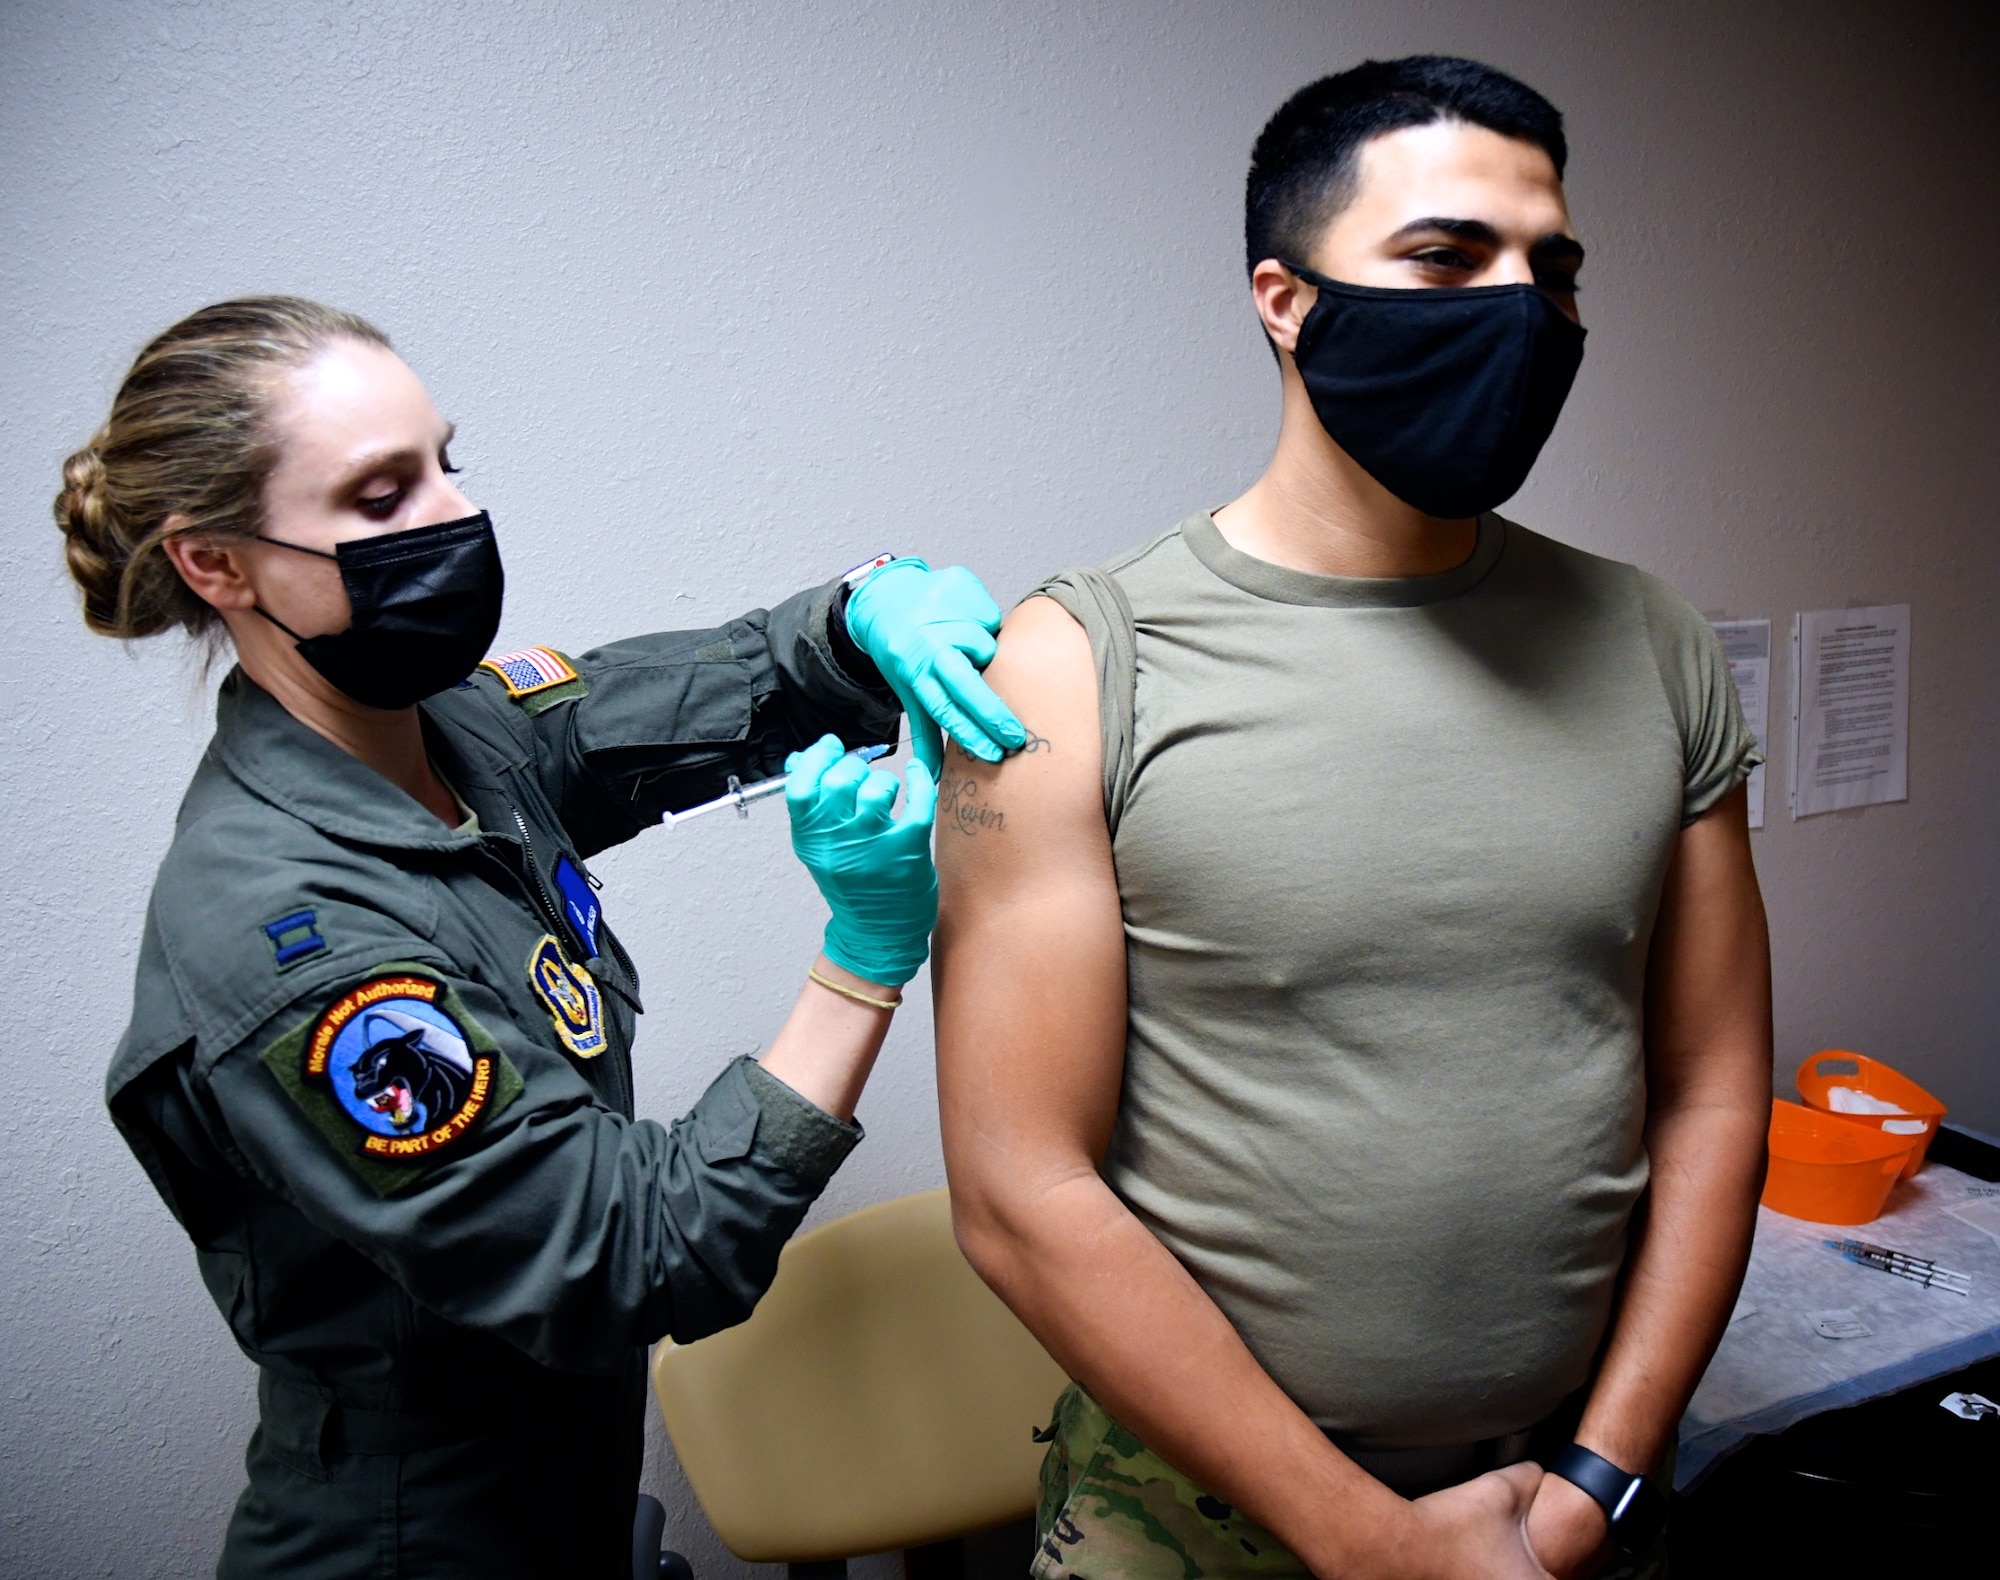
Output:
[{"xmin": 480, "ymin": 646, "xmax": 579, "ymax": 698}]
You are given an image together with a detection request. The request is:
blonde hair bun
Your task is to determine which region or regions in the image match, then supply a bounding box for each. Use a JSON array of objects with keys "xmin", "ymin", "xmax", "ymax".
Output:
[
  {"xmin": 53, "ymin": 296, "xmax": 390, "ymax": 641},
  {"xmin": 54, "ymin": 437, "xmax": 134, "ymax": 635}
]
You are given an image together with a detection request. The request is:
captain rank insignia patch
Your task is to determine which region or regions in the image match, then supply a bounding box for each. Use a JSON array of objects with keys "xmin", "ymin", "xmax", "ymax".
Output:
[
  {"xmin": 260, "ymin": 967, "xmax": 524, "ymax": 1196},
  {"xmin": 527, "ymin": 935, "xmax": 608, "ymax": 1058}
]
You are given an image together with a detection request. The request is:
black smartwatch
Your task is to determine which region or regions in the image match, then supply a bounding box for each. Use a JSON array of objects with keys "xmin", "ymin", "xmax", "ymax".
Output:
[{"xmin": 1545, "ymin": 1443, "xmax": 1668, "ymax": 1554}]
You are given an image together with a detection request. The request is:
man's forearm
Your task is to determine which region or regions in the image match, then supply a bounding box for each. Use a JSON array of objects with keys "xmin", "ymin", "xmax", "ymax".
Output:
[
  {"xmin": 1575, "ymin": 789, "xmax": 1772, "ymax": 1480},
  {"xmin": 1572, "ymin": 1091, "xmax": 1767, "ymax": 1472}
]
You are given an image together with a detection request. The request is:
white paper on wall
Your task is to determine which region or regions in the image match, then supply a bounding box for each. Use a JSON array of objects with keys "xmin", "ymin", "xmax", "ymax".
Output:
[
  {"xmin": 1711, "ymin": 619, "xmax": 1771, "ymax": 829},
  {"xmin": 1789, "ymin": 604, "xmax": 1910, "ymax": 818}
]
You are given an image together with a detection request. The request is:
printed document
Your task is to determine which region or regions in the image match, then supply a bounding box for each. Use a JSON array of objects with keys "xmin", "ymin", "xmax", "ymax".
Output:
[
  {"xmin": 1789, "ymin": 605, "xmax": 1910, "ymax": 818},
  {"xmin": 1711, "ymin": 619, "xmax": 1771, "ymax": 829}
]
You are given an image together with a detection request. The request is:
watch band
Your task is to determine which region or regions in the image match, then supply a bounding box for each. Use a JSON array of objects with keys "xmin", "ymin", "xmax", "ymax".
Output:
[
  {"xmin": 840, "ymin": 552, "xmax": 897, "ymax": 588},
  {"xmin": 1545, "ymin": 1443, "xmax": 1667, "ymax": 1554}
]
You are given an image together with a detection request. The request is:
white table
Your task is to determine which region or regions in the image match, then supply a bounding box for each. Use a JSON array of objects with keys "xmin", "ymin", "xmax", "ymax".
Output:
[{"xmin": 1678, "ymin": 1161, "xmax": 2000, "ymax": 1488}]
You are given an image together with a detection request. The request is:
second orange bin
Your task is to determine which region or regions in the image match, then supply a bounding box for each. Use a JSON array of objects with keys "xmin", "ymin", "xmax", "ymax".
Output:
[
  {"xmin": 1796, "ymin": 1050, "xmax": 1945, "ymax": 1179},
  {"xmin": 1762, "ymin": 1099, "xmax": 1914, "ymax": 1225}
]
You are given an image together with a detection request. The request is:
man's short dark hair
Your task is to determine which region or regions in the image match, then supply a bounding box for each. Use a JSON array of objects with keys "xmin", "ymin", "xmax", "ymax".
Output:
[{"xmin": 1246, "ymin": 56, "xmax": 1567, "ymax": 275}]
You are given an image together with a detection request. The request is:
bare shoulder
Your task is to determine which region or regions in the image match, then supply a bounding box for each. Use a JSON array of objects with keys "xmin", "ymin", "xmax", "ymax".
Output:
[
  {"xmin": 936, "ymin": 595, "xmax": 1104, "ymax": 862},
  {"xmin": 983, "ymin": 593, "xmax": 1097, "ymax": 704}
]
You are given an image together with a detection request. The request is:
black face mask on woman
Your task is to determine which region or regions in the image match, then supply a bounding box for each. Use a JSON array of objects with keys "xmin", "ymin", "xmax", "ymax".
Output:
[
  {"xmin": 1284, "ymin": 263, "xmax": 1587, "ymax": 520},
  {"xmin": 253, "ymin": 510, "xmax": 505, "ymax": 709}
]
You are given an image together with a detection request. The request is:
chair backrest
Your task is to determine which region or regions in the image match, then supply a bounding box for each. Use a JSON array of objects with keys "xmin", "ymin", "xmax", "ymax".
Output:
[{"xmin": 650, "ymin": 1188, "xmax": 1068, "ymax": 1563}]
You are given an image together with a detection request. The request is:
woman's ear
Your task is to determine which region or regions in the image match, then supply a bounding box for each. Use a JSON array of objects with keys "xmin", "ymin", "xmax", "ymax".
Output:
[
  {"xmin": 159, "ymin": 516, "xmax": 259, "ymax": 612},
  {"xmin": 1249, "ymin": 259, "xmax": 1316, "ymax": 357}
]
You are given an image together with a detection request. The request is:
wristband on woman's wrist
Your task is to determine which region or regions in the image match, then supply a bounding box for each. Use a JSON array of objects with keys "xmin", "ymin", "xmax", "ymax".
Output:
[{"xmin": 806, "ymin": 967, "xmax": 902, "ymax": 1012}]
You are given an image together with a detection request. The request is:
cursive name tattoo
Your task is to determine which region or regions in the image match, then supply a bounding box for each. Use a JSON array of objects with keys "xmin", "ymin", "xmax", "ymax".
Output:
[{"xmin": 940, "ymin": 771, "xmax": 1006, "ymax": 836}]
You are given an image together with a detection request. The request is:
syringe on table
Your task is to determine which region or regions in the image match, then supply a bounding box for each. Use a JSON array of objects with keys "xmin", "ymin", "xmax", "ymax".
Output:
[
  {"xmin": 1825, "ymin": 1237, "xmax": 1971, "ymax": 1296},
  {"xmin": 665, "ymin": 743, "xmax": 894, "ymax": 828}
]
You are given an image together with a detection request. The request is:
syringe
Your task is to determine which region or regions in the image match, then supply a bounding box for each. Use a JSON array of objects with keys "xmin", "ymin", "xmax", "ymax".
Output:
[{"xmin": 665, "ymin": 743, "xmax": 894, "ymax": 829}]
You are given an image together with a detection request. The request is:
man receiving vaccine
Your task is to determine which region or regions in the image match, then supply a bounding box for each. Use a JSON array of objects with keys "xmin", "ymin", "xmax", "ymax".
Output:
[{"xmin": 932, "ymin": 56, "xmax": 1771, "ymax": 1580}]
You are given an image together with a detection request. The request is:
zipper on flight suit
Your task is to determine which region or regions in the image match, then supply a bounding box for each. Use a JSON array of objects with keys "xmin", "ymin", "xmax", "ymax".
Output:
[
  {"xmin": 599, "ymin": 922, "xmax": 643, "ymax": 1005},
  {"xmin": 508, "ymin": 803, "xmax": 568, "ymax": 944}
]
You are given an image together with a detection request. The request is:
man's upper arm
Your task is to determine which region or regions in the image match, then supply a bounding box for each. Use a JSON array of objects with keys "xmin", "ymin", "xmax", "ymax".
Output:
[
  {"xmin": 933, "ymin": 595, "xmax": 1128, "ymax": 1224},
  {"xmin": 1644, "ymin": 783, "xmax": 1773, "ymax": 1106}
]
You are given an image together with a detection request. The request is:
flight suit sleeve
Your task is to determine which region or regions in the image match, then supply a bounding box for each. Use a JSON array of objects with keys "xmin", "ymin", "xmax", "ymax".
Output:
[
  {"xmin": 476, "ymin": 576, "xmax": 905, "ymax": 857},
  {"xmin": 199, "ymin": 952, "xmax": 860, "ymax": 1371}
]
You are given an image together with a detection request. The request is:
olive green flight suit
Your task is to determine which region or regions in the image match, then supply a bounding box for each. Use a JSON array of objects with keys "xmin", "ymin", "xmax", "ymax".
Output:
[{"xmin": 105, "ymin": 578, "xmax": 902, "ymax": 1580}]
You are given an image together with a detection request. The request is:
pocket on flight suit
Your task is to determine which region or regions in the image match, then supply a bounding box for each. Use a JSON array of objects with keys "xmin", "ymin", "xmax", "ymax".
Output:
[
  {"xmin": 223, "ymin": 1377, "xmax": 397, "ymax": 1580},
  {"xmin": 255, "ymin": 1370, "xmax": 334, "ymax": 1482}
]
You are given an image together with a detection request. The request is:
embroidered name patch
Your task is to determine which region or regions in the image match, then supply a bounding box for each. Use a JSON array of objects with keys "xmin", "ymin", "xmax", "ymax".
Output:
[
  {"xmin": 480, "ymin": 646, "xmax": 578, "ymax": 698},
  {"xmin": 260, "ymin": 967, "xmax": 523, "ymax": 1195},
  {"xmin": 527, "ymin": 935, "xmax": 607, "ymax": 1058},
  {"xmin": 553, "ymin": 855, "xmax": 601, "ymax": 958}
]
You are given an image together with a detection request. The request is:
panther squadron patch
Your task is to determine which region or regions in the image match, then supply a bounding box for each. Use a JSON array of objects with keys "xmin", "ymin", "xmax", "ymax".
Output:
[
  {"xmin": 527, "ymin": 935, "xmax": 608, "ymax": 1058},
  {"xmin": 260, "ymin": 967, "xmax": 523, "ymax": 1195}
]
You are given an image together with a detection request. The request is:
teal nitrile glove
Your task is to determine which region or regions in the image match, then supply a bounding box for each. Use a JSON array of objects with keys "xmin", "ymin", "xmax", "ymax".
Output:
[
  {"xmin": 786, "ymin": 734, "xmax": 940, "ymax": 988},
  {"xmin": 843, "ymin": 558, "xmax": 1027, "ymax": 773}
]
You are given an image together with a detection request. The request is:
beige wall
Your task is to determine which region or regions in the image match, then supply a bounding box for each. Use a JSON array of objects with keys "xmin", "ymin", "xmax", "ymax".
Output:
[{"xmin": 2, "ymin": 0, "xmax": 1993, "ymax": 1572}]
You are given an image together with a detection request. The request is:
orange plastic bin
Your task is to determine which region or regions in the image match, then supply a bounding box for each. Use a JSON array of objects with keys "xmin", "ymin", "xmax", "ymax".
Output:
[
  {"xmin": 1796, "ymin": 1050, "xmax": 1945, "ymax": 1180},
  {"xmin": 1762, "ymin": 1099, "xmax": 1914, "ymax": 1225}
]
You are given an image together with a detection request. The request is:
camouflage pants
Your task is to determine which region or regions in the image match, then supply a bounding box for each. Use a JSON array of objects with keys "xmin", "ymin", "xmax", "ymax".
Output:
[{"xmin": 1030, "ymin": 1385, "xmax": 1669, "ymax": 1580}]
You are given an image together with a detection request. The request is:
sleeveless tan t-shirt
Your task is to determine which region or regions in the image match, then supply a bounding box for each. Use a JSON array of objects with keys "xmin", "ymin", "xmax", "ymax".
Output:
[{"xmin": 1036, "ymin": 512, "xmax": 1759, "ymax": 1450}]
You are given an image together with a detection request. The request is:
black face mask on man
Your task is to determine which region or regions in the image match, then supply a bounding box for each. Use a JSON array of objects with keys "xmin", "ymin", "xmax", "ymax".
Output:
[
  {"xmin": 253, "ymin": 510, "xmax": 504, "ymax": 710},
  {"xmin": 1283, "ymin": 263, "xmax": 1587, "ymax": 520}
]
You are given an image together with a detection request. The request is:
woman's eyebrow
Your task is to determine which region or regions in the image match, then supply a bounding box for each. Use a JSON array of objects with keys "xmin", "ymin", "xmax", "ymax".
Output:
[
  {"xmin": 334, "ymin": 446, "xmax": 422, "ymax": 491},
  {"xmin": 334, "ymin": 424, "xmax": 458, "ymax": 491}
]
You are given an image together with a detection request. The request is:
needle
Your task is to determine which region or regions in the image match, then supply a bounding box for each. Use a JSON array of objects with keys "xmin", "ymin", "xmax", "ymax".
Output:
[{"xmin": 665, "ymin": 742, "xmax": 895, "ymax": 828}]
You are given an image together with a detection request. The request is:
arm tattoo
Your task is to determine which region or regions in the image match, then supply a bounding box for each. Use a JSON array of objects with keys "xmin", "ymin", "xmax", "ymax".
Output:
[
  {"xmin": 940, "ymin": 771, "xmax": 1005, "ymax": 836},
  {"xmin": 940, "ymin": 723, "xmax": 1052, "ymax": 835}
]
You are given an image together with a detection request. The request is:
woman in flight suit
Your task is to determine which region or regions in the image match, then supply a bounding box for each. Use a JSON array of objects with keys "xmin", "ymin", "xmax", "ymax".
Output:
[{"xmin": 55, "ymin": 297, "xmax": 1025, "ymax": 1579}]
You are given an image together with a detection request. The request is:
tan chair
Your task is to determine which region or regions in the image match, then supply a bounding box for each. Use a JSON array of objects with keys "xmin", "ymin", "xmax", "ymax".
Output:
[{"xmin": 651, "ymin": 1188, "xmax": 1069, "ymax": 1577}]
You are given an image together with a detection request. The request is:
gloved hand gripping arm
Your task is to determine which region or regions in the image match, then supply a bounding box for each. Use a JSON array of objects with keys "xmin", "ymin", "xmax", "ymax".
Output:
[
  {"xmin": 755, "ymin": 734, "xmax": 940, "ymax": 1120},
  {"xmin": 842, "ymin": 559, "xmax": 1027, "ymax": 772}
]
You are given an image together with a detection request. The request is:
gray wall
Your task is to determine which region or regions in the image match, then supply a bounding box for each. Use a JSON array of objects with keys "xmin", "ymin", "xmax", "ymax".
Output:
[{"xmin": 3, "ymin": 0, "xmax": 1994, "ymax": 1573}]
